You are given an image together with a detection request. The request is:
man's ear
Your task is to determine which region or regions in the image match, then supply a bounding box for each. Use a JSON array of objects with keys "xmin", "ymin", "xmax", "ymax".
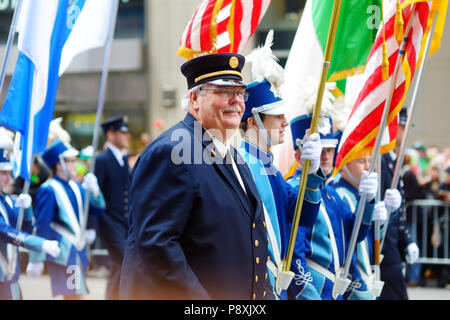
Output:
[
  {"xmin": 247, "ymin": 116, "xmax": 258, "ymax": 130},
  {"xmin": 54, "ymin": 161, "xmax": 61, "ymax": 173},
  {"xmin": 106, "ymin": 130, "xmax": 115, "ymax": 142},
  {"xmin": 294, "ymin": 149, "xmax": 301, "ymax": 163},
  {"xmin": 190, "ymin": 90, "xmax": 200, "ymax": 112}
]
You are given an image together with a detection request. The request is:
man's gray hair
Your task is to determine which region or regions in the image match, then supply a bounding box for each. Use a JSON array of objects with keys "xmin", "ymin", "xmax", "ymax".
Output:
[{"xmin": 181, "ymin": 85, "xmax": 202, "ymax": 112}]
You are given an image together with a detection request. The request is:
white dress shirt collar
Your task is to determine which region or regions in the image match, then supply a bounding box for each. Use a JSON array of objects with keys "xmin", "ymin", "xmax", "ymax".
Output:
[{"xmin": 108, "ymin": 144, "xmax": 126, "ymax": 167}]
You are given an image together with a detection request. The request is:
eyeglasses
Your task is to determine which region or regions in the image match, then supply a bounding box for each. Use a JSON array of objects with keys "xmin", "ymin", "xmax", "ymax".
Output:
[{"xmin": 199, "ymin": 87, "xmax": 249, "ymax": 102}]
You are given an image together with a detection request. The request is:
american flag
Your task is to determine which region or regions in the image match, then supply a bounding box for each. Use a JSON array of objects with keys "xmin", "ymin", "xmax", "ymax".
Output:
[
  {"xmin": 177, "ymin": 0, "xmax": 271, "ymax": 60},
  {"xmin": 333, "ymin": 0, "xmax": 434, "ymax": 176}
]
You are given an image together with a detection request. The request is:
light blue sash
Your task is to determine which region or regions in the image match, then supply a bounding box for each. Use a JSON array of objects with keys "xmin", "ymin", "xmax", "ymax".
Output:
[
  {"xmin": 49, "ymin": 179, "xmax": 85, "ymax": 252},
  {"xmin": 0, "ymin": 196, "xmax": 17, "ymax": 280},
  {"xmin": 239, "ymin": 147, "xmax": 282, "ymax": 263}
]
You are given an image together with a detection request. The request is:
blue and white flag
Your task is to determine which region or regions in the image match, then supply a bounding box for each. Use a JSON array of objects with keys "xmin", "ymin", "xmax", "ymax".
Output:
[{"xmin": 0, "ymin": 0, "xmax": 115, "ymax": 181}]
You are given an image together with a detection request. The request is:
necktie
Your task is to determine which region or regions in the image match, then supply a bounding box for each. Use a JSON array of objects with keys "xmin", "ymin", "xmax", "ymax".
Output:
[
  {"xmin": 225, "ymin": 149, "xmax": 247, "ymax": 195},
  {"xmin": 123, "ymin": 155, "xmax": 130, "ymax": 172}
]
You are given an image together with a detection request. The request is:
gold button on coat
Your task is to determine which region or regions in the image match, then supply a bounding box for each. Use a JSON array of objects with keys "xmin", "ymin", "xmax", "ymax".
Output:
[{"xmin": 255, "ymin": 240, "xmax": 259, "ymax": 247}]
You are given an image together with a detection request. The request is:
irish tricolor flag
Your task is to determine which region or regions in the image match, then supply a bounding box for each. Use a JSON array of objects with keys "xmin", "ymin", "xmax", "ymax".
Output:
[{"xmin": 276, "ymin": 0, "xmax": 380, "ymax": 175}]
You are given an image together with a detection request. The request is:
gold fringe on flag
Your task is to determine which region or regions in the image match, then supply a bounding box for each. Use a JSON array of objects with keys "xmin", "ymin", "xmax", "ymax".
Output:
[
  {"xmin": 394, "ymin": 0, "xmax": 404, "ymax": 45},
  {"xmin": 381, "ymin": 0, "xmax": 389, "ymax": 81}
]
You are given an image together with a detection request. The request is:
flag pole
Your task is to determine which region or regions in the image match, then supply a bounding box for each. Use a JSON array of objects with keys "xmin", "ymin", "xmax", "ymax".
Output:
[
  {"xmin": 373, "ymin": 154, "xmax": 382, "ymax": 281},
  {"xmin": 283, "ymin": 0, "xmax": 343, "ymax": 274},
  {"xmin": 81, "ymin": 0, "xmax": 120, "ymax": 235},
  {"xmin": 342, "ymin": 3, "xmax": 417, "ymax": 279},
  {"xmin": 8, "ymin": 157, "xmax": 33, "ymax": 278},
  {"xmin": 0, "ymin": 0, "xmax": 23, "ymax": 101},
  {"xmin": 380, "ymin": 12, "xmax": 438, "ymax": 252}
]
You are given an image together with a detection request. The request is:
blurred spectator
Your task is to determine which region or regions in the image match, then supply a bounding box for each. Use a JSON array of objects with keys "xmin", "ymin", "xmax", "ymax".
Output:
[
  {"xmin": 426, "ymin": 146, "xmax": 440, "ymax": 165},
  {"xmin": 436, "ymin": 167, "xmax": 450, "ymax": 202},
  {"xmin": 413, "ymin": 141, "xmax": 429, "ymax": 182},
  {"xmin": 421, "ymin": 165, "xmax": 442, "ymax": 199},
  {"xmin": 430, "ymin": 167, "xmax": 450, "ymax": 288},
  {"xmin": 73, "ymin": 146, "xmax": 94, "ymax": 183},
  {"xmin": 443, "ymin": 146, "xmax": 450, "ymax": 170}
]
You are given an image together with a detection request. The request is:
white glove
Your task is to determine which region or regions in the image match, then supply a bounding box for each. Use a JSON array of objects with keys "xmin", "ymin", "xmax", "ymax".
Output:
[
  {"xmin": 300, "ymin": 132, "xmax": 322, "ymax": 174},
  {"xmin": 384, "ymin": 188, "xmax": 402, "ymax": 213},
  {"xmin": 83, "ymin": 173, "xmax": 100, "ymax": 197},
  {"xmin": 14, "ymin": 193, "xmax": 32, "ymax": 209},
  {"xmin": 42, "ymin": 240, "xmax": 61, "ymax": 258},
  {"xmin": 358, "ymin": 171, "xmax": 378, "ymax": 202},
  {"xmin": 373, "ymin": 201, "xmax": 388, "ymax": 222},
  {"xmin": 85, "ymin": 229, "xmax": 96, "ymax": 246},
  {"xmin": 405, "ymin": 242, "xmax": 419, "ymax": 264},
  {"xmin": 26, "ymin": 261, "xmax": 44, "ymax": 277}
]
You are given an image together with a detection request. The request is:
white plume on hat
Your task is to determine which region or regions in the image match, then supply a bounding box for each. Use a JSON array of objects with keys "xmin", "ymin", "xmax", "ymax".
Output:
[
  {"xmin": 301, "ymin": 77, "xmax": 337, "ymax": 136},
  {"xmin": 0, "ymin": 127, "xmax": 14, "ymax": 150},
  {"xmin": 330, "ymin": 95, "xmax": 353, "ymax": 133},
  {"xmin": 48, "ymin": 117, "xmax": 71, "ymax": 145},
  {"xmin": 246, "ymin": 29, "xmax": 284, "ymax": 94}
]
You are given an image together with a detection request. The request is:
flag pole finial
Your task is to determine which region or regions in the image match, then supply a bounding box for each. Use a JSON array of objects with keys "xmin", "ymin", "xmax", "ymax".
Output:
[{"xmin": 394, "ymin": 0, "xmax": 404, "ymax": 45}]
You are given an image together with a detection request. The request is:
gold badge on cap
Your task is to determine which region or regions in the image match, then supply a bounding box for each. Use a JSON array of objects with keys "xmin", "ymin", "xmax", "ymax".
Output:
[{"xmin": 229, "ymin": 56, "xmax": 239, "ymax": 69}]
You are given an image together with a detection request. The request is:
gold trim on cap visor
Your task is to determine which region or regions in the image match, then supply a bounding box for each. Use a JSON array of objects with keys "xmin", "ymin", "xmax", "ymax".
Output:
[{"xmin": 195, "ymin": 70, "xmax": 243, "ymax": 83}]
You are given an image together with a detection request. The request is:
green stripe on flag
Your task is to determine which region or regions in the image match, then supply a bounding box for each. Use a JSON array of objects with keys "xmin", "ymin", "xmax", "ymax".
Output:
[{"xmin": 312, "ymin": 0, "xmax": 381, "ymax": 83}]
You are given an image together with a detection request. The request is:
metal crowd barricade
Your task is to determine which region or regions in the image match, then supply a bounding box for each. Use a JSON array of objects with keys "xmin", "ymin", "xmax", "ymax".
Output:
[{"xmin": 405, "ymin": 199, "xmax": 450, "ymax": 265}]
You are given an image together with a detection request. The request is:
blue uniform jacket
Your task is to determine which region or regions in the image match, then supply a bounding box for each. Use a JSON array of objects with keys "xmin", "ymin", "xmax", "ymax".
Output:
[
  {"xmin": 380, "ymin": 153, "xmax": 413, "ymax": 267},
  {"xmin": 29, "ymin": 176, "xmax": 105, "ymax": 269},
  {"xmin": 378, "ymin": 152, "xmax": 413, "ymax": 300},
  {"xmin": 288, "ymin": 170, "xmax": 374, "ymax": 300},
  {"xmin": 119, "ymin": 113, "xmax": 274, "ymax": 300},
  {"xmin": 0, "ymin": 194, "xmax": 44, "ymax": 283},
  {"xmin": 331, "ymin": 176, "xmax": 378, "ymax": 300},
  {"xmin": 94, "ymin": 147, "xmax": 130, "ymax": 264},
  {"xmin": 239, "ymin": 139, "xmax": 324, "ymax": 300}
]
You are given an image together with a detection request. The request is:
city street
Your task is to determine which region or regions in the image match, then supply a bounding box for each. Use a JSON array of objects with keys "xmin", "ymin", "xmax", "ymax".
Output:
[{"xmin": 17, "ymin": 274, "xmax": 450, "ymax": 300}]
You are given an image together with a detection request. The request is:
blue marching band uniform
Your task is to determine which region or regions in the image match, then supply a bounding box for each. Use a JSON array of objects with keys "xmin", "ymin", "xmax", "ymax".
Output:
[
  {"xmin": 29, "ymin": 140, "xmax": 105, "ymax": 297},
  {"xmin": 331, "ymin": 175, "xmax": 379, "ymax": 299},
  {"xmin": 238, "ymin": 79, "xmax": 325, "ymax": 300},
  {"xmin": 0, "ymin": 193, "xmax": 53, "ymax": 300},
  {"xmin": 287, "ymin": 114, "xmax": 375, "ymax": 300},
  {"xmin": 0, "ymin": 142, "xmax": 60, "ymax": 299}
]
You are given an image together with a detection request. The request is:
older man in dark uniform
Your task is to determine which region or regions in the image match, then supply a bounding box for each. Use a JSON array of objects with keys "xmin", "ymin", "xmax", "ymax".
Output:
[
  {"xmin": 119, "ymin": 53, "xmax": 274, "ymax": 300},
  {"xmin": 94, "ymin": 116, "xmax": 131, "ymax": 300}
]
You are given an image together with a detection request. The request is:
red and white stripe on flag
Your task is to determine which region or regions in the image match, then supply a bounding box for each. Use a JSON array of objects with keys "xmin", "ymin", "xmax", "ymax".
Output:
[
  {"xmin": 177, "ymin": 0, "xmax": 271, "ymax": 60},
  {"xmin": 333, "ymin": 0, "xmax": 432, "ymax": 176}
]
